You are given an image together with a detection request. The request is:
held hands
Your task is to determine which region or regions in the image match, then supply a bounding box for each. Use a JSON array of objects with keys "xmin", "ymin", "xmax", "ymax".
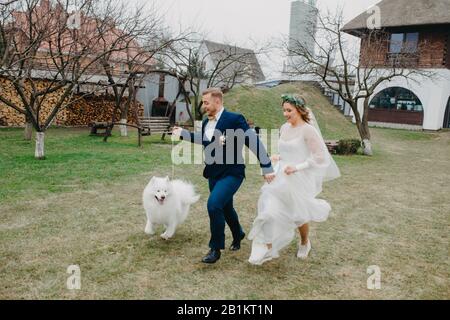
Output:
[
  {"xmin": 264, "ymin": 173, "xmax": 276, "ymax": 184},
  {"xmin": 172, "ymin": 126, "xmax": 183, "ymax": 136},
  {"xmin": 262, "ymin": 166, "xmax": 299, "ymax": 183},
  {"xmin": 264, "ymin": 155, "xmax": 278, "ymax": 183},
  {"xmin": 270, "ymin": 154, "xmax": 280, "ymax": 163}
]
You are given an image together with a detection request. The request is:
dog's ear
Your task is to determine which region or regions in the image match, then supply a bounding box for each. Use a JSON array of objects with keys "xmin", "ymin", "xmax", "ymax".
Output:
[
  {"xmin": 164, "ymin": 176, "xmax": 170, "ymax": 182},
  {"xmin": 149, "ymin": 176, "xmax": 155, "ymax": 184}
]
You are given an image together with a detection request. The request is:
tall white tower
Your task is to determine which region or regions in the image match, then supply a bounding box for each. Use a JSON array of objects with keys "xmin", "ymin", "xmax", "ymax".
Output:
[{"xmin": 284, "ymin": 0, "xmax": 318, "ymax": 78}]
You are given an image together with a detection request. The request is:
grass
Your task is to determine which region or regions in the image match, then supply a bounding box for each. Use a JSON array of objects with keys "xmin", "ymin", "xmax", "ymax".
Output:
[
  {"xmin": 0, "ymin": 128, "xmax": 173, "ymax": 204},
  {"xmin": 0, "ymin": 84, "xmax": 449, "ymax": 299},
  {"xmin": 225, "ymin": 83, "xmax": 358, "ymax": 140}
]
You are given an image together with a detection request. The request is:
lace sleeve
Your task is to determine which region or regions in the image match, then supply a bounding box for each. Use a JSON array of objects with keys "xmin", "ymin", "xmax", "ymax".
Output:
[
  {"xmin": 295, "ymin": 124, "xmax": 330, "ymax": 171},
  {"xmin": 279, "ymin": 123, "xmax": 289, "ymax": 138}
]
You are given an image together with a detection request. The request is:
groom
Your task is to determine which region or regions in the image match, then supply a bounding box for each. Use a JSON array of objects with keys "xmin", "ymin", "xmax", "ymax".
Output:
[{"xmin": 173, "ymin": 88, "xmax": 275, "ymax": 263}]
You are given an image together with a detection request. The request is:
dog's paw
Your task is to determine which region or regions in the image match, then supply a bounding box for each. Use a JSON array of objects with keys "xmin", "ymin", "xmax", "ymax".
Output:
[
  {"xmin": 160, "ymin": 232, "xmax": 172, "ymax": 240},
  {"xmin": 144, "ymin": 223, "xmax": 155, "ymax": 235}
]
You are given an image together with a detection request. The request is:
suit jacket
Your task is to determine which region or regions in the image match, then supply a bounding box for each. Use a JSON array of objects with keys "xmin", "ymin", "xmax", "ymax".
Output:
[{"xmin": 180, "ymin": 109, "xmax": 273, "ymax": 179}]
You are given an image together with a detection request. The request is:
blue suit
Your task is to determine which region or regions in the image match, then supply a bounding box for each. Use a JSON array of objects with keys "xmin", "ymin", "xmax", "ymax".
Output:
[{"xmin": 181, "ymin": 109, "xmax": 273, "ymax": 250}]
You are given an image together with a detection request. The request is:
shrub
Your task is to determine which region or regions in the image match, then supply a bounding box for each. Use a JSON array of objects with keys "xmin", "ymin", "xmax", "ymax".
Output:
[{"xmin": 336, "ymin": 139, "xmax": 361, "ymax": 155}]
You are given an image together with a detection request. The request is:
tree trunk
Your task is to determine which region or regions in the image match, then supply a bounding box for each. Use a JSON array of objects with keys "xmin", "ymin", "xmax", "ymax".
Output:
[
  {"xmin": 361, "ymin": 98, "xmax": 373, "ymax": 156},
  {"xmin": 35, "ymin": 132, "xmax": 45, "ymax": 160},
  {"xmin": 119, "ymin": 118, "xmax": 127, "ymax": 137},
  {"xmin": 362, "ymin": 138, "xmax": 373, "ymax": 156},
  {"xmin": 356, "ymin": 121, "xmax": 373, "ymax": 156},
  {"xmin": 24, "ymin": 120, "xmax": 33, "ymax": 141},
  {"xmin": 350, "ymin": 100, "xmax": 373, "ymax": 156},
  {"xmin": 119, "ymin": 97, "xmax": 129, "ymax": 137},
  {"xmin": 194, "ymin": 95, "xmax": 203, "ymax": 121}
]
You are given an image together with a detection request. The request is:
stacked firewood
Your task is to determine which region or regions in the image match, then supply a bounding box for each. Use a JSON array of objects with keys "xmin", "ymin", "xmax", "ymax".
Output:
[
  {"xmin": 1, "ymin": 78, "xmax": 38, "ymax": 126},
  {"xmin": 63, "ymin": 95, "xmax": 144, "ymax": 126},
  {"xmin": 0, "ymin": 105, "xmax": 26, "ymax": 126},
  {"xmin": 0, "ymin": 77, "xmax": 143, "ymax": 126},
  {"xmin": 0, "ymin": 77, "xmax": 68, "ymax": 126}
]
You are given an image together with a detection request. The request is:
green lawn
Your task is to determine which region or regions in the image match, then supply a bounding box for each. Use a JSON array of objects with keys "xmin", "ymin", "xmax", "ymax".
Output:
[
  {"xmin": 0, "ymin": 84, "xmax": 449, "ymax": 299},
  {"xmin": 0, "ymin": 128, "xmax": 173, "ymax": 204},
  {"xmin": 225, "ymin": 83, "xmax": 358, "ymax": 140}
]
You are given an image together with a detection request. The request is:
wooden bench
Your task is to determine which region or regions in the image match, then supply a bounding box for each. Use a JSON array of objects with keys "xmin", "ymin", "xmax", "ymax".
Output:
[
  {"xmin": 325, "ymin": 140, "xmax": 339, "ymax": 154},
  {"xmin": 89, "ymin": 121, "xmax": 112, "ymax": 137},
  {"xmin": 97, "ymin": 117, "xmax": 172, "ymax": 146},
  {"xmin": 139, "ymin": 117, "xmax": 172, "ymax": 137}
]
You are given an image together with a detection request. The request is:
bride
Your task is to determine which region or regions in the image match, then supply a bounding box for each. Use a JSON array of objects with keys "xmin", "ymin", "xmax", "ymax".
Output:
[{"xmin": 248, "ymin": 94, "xmax": 340, "ymax": 265}]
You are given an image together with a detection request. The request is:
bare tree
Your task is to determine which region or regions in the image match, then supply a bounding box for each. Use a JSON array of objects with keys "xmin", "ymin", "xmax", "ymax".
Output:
[
  {"xmin": 0, "ymin": 0, "xmax": 20, "ymax": 6},
  {"xmin": 0, "ymin": 0, "xmax": 170, "ymax": 158},
  {"xmin": 92, "ymin": 1, "xmax": 184, "ymax": 137},
  {"xmin": 284, "ymin": 10, "xmax": 433, "ymax": 155},
  {"xmin": 164, "ymin": 39, "xmax": 263, "ymax": 121}
]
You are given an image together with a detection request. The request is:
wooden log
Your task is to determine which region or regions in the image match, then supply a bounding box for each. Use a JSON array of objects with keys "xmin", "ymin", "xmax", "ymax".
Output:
[{"xmin": 0, "ymin": 76, "xmax": 144, "ymax": 127}]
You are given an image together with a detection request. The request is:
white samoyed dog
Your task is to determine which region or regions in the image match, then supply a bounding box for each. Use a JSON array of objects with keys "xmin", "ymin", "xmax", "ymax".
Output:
[{"xmin": 143, "ymin": 176, "xmax": 200, "ymax": 240}]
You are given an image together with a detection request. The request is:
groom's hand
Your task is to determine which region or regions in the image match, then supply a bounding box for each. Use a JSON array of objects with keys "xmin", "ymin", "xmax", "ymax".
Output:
[
  {"xmin": 264, "ymin": 173, "xmax": 276, "ymax": 184},
  {"xmin": 172, "ymin": 126, "xmax": 183, "ymax": 136},
  {"xmin": 270, "ymin": 154, "xmax": 280, "ymax": 162}
]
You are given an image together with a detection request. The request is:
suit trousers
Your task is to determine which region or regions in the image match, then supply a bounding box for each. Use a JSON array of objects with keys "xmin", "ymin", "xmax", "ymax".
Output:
[{"xmin": 207, "ymin": 175, "xmax": 245, "ymax": 250}]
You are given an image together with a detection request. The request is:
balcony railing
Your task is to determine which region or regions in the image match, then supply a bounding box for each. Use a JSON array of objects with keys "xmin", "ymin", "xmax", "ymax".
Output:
[{"xmin": 386, "ymin": 52, "xmax": 420, "ymax": 68}]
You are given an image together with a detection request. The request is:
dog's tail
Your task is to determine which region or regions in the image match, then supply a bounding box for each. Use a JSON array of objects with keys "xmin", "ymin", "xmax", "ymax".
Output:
[
  {"xmin": 171, "ymin": 179, "xmax": 200, "ymax": 223},
  {"xmin": 171, "ymin": 179, "xmax": 200, "ymax": 205}
]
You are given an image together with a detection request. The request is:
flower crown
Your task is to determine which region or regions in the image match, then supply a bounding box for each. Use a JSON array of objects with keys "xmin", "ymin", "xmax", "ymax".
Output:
[{"xmin": 281, "ymin": 94, "xmax": 306, "ymax": 107}]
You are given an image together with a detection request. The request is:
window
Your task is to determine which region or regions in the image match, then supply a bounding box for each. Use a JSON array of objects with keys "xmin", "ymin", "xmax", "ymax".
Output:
[
  {"xmin": 370, "ymin": 87, "xmax": 423, "ymax": 112},
  {"xmin": 389, "ymin": 32, "xmax": 419, "ymax": 53},
  {"xmin": 390, "ymin": 33, "xmax": 404, "ymax": 53},
  {"xmin": 404, "ymin": 33, "xmax": 419, "ymax": 53}
]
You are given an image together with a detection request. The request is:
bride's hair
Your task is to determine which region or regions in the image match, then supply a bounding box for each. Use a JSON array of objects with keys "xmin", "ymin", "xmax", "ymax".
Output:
[{"xmin": 281, "ymin": 94, "xmax": 311, "ymax": 123}]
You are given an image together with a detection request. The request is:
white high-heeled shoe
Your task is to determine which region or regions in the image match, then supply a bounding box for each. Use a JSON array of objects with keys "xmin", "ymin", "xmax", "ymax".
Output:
[
  {"xmin": 248, "ymin": 242, "xmax": 273, "ymax": 265},
  {"xmin": 297, "ymin": 239, "xmax": 311, "ymax": 259}
]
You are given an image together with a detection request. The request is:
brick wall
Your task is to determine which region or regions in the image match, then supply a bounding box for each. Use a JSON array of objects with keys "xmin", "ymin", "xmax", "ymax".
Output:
[{"xmin": 360, "ymin": 27, "xmax": 450, "ymax": 69}]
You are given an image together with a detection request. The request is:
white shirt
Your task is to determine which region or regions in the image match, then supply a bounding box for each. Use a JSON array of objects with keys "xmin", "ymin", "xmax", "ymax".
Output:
[{"xmin": 205, "ymin": 107, "xmax": 224, "ymax": 141}]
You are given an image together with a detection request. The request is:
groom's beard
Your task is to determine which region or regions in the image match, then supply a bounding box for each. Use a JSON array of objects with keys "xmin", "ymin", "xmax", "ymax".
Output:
[{"xmin": 207, "ymin": 113, "xmax": 217, "ymax": 121}]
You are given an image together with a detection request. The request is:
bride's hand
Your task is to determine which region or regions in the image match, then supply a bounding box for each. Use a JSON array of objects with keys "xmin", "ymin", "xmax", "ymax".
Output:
[
  {"xmin": 284, "ymin": 166, "xmax": 297, "ymax": 175},
  {"xmin": 270, "ymin": 154, "xmax": 280, "ymax": 162},
  {"xmin": 264, "ymin": 173, "xmax": 276, "ymax": 184}
]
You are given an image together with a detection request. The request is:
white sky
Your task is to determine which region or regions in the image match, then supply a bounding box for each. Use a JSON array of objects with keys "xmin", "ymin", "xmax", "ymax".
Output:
[{"xmin": 139, "ymin": 0, "xmax": 383, "ymax": 78}]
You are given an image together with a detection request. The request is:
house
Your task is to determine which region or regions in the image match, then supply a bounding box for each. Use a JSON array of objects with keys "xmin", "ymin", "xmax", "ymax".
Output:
[
  {"xmin": 136, "ymin": 40, "xmax": 266, "ymax": 124},
  {"xmin": 200, "ymin": 40, "xmax": 265, "ymax": 88},
  {"xmin": 0, "ymin": 0, "xmax": 155, "ymax": 126},
  {"xmin": 136, "ymin": 72, "xmax": 192, "ymax": 123},
  {"xmin": 342, "ymin": 0, "xmax": 450, "ymax": 130},
  {"xmin": 7, "ymin": 0, "xmax": 155, "ymax": 93}
]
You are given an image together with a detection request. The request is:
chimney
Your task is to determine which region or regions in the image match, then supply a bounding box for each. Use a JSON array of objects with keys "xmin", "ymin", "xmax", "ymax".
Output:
[
  {"xmin": 151, "ymin": 73, "xmax": 169, "ymax": 117},
  {"xmin": 157, "ymin": 73, "xmax": 166, "ymax": 100}
]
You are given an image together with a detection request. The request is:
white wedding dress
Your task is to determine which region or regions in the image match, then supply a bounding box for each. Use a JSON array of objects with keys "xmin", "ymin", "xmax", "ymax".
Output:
[{"xmin": 248, "ymin": 119, "xmax": 340, "ymax": 264}]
